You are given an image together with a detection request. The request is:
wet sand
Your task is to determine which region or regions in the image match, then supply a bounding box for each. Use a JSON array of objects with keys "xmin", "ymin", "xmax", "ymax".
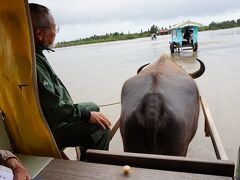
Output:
[{"xmin": 47, "ymin": 27, "xmax": 240, "ymax": 163}]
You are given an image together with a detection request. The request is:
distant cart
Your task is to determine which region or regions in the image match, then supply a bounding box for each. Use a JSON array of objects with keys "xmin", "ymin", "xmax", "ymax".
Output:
[
  {"xmin": 169, "ymin": 20, "xmax": 202, "ymax": 53},
  {"xmin": 151, "ymin": 33, "xmax": 157, "ymax": 40}
]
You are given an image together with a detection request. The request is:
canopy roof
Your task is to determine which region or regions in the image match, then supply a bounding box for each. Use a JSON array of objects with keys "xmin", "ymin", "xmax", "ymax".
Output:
[{"xmin": 172, "ymin": 20, "xmax": 203, "ymax": 29}]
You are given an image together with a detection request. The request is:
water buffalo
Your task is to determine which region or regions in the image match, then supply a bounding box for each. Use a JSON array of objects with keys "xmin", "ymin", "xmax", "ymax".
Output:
[{"xmin": 119, "ymin": 54, "xmax": 205, "ymax": 156}]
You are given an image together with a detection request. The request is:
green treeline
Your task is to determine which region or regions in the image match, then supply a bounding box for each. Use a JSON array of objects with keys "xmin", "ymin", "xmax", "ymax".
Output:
[
  {"xmin": 56, "ymin": 19, "xmax": 240, "ymax": 48},
  {"xmin": 56, "ymin": 32, "xmax": 150, "ymax": 48},
  {"xmin": 199, "ymin": 19, "xmax": 240, "ymax": 31}
]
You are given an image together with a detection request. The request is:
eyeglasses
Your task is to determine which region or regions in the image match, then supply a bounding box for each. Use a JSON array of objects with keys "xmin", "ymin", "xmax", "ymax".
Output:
[
  {"xmin": 54, "ymin": 26, "xmax": 60, "ymax": 33},
  {"xmin": 49, "ymin": 25, "xmax": 60, "ymax": 33},
  {"xmin": 41, "ymin": 25, "xmax": 60, "ymax": 33}
]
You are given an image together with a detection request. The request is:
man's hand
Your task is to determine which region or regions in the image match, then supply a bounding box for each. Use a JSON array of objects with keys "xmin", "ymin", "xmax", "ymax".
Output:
[
  {"xmin": 4, "ymin": 158, "xmax": 31, "ymax": 180},
  {"xmin": 89, "ymin": 112, "xmax": 111, "ymax": 129}
]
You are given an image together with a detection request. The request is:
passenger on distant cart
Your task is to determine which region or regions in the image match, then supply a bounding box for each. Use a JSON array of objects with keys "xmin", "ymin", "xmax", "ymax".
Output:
[
  {"xmin": 183, "ymin": 29, "xmax": 193, "ymax": 43},
  {"xmin": 151, "ymin": 33, "xmax": 157, "ymax": 40}
]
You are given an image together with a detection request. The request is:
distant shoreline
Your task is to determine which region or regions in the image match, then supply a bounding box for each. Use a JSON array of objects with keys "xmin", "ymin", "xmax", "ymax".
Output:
[{"xmin": 56, "ymin": 20, "xmax": 240, "ymax": 48}]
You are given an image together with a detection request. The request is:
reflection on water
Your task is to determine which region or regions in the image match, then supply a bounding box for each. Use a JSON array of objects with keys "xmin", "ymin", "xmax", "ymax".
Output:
[
  {"xmin": 171, "ymin": 50, "xmax": 198, "ymax": 60},
  {"xmin": 47, "ymin": 27, "xmax": 240, "ymax": 163},
  {"xmin": 171, "ymin": 51, "xmax": 200, "ymax": 74}
]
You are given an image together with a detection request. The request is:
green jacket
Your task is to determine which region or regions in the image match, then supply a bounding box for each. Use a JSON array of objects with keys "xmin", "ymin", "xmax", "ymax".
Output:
[{"xmin": 36, "ymin": 47, "xmax": 91, "ymax": 129}]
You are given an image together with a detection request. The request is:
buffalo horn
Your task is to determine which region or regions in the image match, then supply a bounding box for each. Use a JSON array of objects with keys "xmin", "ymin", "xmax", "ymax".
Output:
[{"xmin": 189, "ymin": 58, "xmax": 205, "ymax": 79}]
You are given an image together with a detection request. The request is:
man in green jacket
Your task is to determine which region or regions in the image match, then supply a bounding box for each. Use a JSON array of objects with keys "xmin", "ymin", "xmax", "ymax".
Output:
[{"xmin": 29, "ymin": 3, "xmax": 111, "ymax": 160}]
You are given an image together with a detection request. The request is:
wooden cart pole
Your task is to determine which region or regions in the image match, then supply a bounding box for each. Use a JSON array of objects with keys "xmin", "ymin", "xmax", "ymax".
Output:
[{"xmin": 200, "ymin": 96, "xmax": 228, "ymax": 160}]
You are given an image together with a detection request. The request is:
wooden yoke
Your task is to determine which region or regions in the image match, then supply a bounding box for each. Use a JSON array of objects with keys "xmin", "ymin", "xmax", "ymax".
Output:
[{"xmin": 0, "ymin": 0, "xmax": 61, "ymax": 158}]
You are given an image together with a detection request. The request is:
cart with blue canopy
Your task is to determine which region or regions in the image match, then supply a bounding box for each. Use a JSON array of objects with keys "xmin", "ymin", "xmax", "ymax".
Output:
[{"xmin": 169, "ymin": 20, "xmax": 202, "ymax": 53}]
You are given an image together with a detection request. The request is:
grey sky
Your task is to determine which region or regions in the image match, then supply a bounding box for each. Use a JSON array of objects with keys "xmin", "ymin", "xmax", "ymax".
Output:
[{"xmin": 29, "ymin": 0, "xmax": 240, "ymax": 42}]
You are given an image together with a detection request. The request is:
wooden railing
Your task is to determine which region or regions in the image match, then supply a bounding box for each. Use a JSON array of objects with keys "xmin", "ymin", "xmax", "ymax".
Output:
[{"xmin": 86, "ymin": 149, "xmax": 234, "ymax": 177}]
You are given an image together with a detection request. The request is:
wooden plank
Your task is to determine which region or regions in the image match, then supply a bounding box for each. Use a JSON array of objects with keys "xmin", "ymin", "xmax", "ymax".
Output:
[
  {"xmin": 86, "ymin": 149, "xmax": 235, "ymax": 177},
  {"xmin": 36, "ymin": 159, "xmax": 232, "ymax": 180},
  {"xmin": 200, "ymin": 96, "xmax": 228, "ymax": 160},
  {"xmin": 110, "ymin": 118, "xmax": 120, "ymax": 139}
]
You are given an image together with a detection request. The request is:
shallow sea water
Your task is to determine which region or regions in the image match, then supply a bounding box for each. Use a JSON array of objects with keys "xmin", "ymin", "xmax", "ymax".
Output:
[{"xmin": 46, "ymin": 27, "xmax": 240, "ymax": 163}]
